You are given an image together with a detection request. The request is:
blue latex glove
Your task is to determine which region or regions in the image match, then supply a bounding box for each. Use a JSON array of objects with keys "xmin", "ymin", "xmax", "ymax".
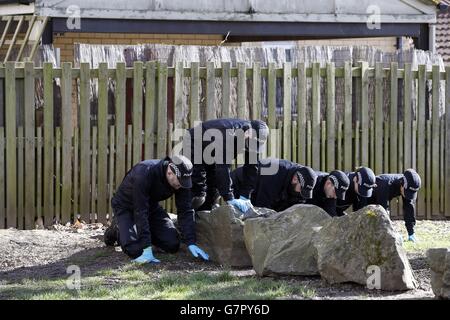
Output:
[
  {"xmin": 239, "ymin": 196, "xmax": 249, "ymax": 201},
  {"xmin": 132, "ymin": 246, "xmax": 160, "ymax": 264},
  {"xmin": 188, "ymin": 244, "xmax": 209, "ymax": 261},
  {"xmin": 227, "ymin": 198, "xmax": 251, "ymax": 213},
  {"xmin": 407, "ymin": 234, "xmax": 417, "ymax": 243}
]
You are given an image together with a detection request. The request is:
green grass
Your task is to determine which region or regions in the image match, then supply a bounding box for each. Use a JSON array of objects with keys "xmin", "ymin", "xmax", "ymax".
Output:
[
  {"xmin": 0, "ymin": 268, "xmax": 315, "ymax": 300},
  {"xmin": 397, "ymin": 221, "xmax": 450, "ymax": 254}
]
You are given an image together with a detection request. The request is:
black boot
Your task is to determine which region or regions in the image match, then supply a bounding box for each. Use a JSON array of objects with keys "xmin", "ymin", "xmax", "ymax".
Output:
[{"xmin": 104, "ymin": 219, "xmax": 119, "ymax": 246}]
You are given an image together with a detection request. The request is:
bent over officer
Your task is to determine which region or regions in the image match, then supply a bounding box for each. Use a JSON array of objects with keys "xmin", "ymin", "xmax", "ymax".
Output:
[
  {"xmin": 367, "ymin": 169, "xmax": 421, "ymax": 242},
  {"xmin": 184, "ymin": 118, "xmax": 268, "ymax": 213},
  {"xmin": 231, "ymin": 158, "xmax": 317, "ymax": 212},
  {"xmin": 306, "ymin": 170, "xmax": 350, "ymax": 217},
  {"xmin": 104, "ymin": 155, "xmax": 208, "ymax": 263}
]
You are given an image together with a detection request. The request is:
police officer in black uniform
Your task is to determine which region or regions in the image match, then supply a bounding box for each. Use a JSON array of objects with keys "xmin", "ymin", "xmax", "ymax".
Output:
[
  {"xmin": 336, "ymin": 167, "xmax": 377, "ymax": 216},
  {"xmin": 231, "ymin": 158, "xmax": 317, "ymax": 212},
  {"xmin": 104, "ymin": 155, "xmax": 209, "ymax": 263},
  {"xmin": 183, "ymin": 118, "xmax": 269, "ymax": 213},
  {"xmin": 367, "ymin": 169, "xmax": 421, "ymax": 242},
  {"xmin": 306, "ymin": 170, "xmax": 350, "ymax": 217}
]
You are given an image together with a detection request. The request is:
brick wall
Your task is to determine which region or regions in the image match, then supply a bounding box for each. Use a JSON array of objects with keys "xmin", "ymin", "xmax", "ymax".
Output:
[{"xmin": 53, "ymin": 32, "xmax": 224, "ymax": 63}]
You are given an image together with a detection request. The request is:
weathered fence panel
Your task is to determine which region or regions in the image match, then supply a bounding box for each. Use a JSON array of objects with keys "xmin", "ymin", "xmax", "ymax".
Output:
[{"xmin": 0, "ymin": 61, "xmax": 449, "ymax": 229}]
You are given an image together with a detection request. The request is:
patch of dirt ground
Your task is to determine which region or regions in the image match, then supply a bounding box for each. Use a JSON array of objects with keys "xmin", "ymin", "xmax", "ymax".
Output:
[{"xmin": 0, "ymin": 220, "xmax": 449, "ymax": 300}]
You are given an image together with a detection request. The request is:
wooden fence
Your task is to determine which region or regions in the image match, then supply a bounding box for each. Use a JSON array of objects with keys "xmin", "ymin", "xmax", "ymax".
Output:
[{"xmin": 0, "ymin": 60, "xmax": 449, "ymax": 229}]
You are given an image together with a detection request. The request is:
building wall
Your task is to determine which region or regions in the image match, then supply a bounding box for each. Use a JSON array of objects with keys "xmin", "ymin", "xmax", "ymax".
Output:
[{"xmin": 52, "ymin": 32, "xmax": 224, "ymax": 63}]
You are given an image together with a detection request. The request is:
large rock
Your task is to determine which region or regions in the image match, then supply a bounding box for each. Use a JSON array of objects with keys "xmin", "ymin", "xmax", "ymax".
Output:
[
  {"xmin": 195, "ymin": 205, "xmax": 262, "ymax": 267},
  {"xmin": 314, "ymin": 205, "xmax": 416, "ymax": 291},
  {"xmin": 243, "ymin": 204, "xmax": 331, "ymax": 276},
  {"xmin": 427, "ymin": 248, "xmax": 450, "ymax": 299}
]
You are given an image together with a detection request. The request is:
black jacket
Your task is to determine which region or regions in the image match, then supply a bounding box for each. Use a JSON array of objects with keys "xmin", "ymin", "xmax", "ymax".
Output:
[
  {"xmin": 187, "ymin": 118, "xmax": 258, "ymax": 201},
  {"xmin": 250, "ymin": 159, "xmax": 306, "ymax": 212},
  {"xmin": 306, "ymin": 171, "xmax": 338, "ymax": 217},
  {"xmin": 367, "ymin": 174, "xmax": 416, "ymax": 235},
  {"xmin": 111, "ymin": 158, "xmax": 195, "ymax": 247},
  {"xmin": 336, "ymin": 172, "xmax": 367, "ymax": 216}
]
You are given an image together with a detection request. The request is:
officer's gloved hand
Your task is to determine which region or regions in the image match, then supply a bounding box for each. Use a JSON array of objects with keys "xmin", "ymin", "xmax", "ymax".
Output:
[
  {"xmin": 227, "ymin": 198, "xmax": 251, "ymax": 213},
  {"xmin": 407, "ymin": 234, "xmax": 417, "ymax": 243},
  {"xmin": 132, "ymin": 246, "xmax": 161, "ymax": 264},
  {"xmin": 188, "ymin": 244, "xmax": 209, "ymax": 261}
]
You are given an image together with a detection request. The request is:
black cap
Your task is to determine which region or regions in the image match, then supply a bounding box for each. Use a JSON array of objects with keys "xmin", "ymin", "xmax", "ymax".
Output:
[
  {"xmin": 169, "ymin": 155, "xmax": 193, "ymax": 189},
  {"xmin": 296, "ymin": 166, "xmax": 318, "ymax": 199},
  {"xmin": 403, "ymin": 169, "xmax": 421, "ymax": 201},
  {"xmin": 355, "ymin": 167, "xmax": 377, "ymax": 198},
  {"xmin": 328, "ymin": 170, "xmax": 350, "ymax": 201},
  {"xmin": 247, "ymin": 120, "xmax": 269, "ymax": 154}
]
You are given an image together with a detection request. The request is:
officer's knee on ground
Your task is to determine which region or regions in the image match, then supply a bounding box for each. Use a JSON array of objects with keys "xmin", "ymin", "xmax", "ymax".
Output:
[
  {"xmin": 121, "ymin": 243, "xmax": 144, "ymax": 260},
  {"xmin": 159, "ymin": 237, "xmax": 180, "ymax": 253}
]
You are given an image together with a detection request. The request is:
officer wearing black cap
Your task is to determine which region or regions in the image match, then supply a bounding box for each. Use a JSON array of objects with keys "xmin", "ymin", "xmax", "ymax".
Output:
[
  {"xmin": 183, "ymin": 118, "xmax": 269, "ymax": 213},
  {"xmin": 306, "ymin": 170, "xmax": 350, "ymax": 217},
  {"xmin": 104, "ymin": 155, "xmax": 209, "ymax": 263},
  {"xmin": 367, "ymin": 169, "xmax": 422, "ymax": 242},
  {"xmin": 231, "ymin": 158, "xmax": 317, "ymax": 212},
  {"xmin": 336, "ymin": 167, "xmax": 377, "ymax": 216}
]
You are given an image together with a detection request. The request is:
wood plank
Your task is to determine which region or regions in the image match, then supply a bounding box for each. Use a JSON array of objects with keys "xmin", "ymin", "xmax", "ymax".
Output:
[
  {"xmin": 390, "ymin": 62, "xmax": 398, "ymax": 173},
  {"xmin": 190, "ymin": 62, "xmax": 200, "ymax": 126},
  {"xmin": 37, "ymin": 127, "xmax": 42, "ymax": 223},
  {"xmin": 109, "ymin": 125, "xmax": 115, "ymax": 220},
  {"xmin": 337, "ymin": 120, "xmax": 343, "ymax": 170},
  {"xmin": 206, "ymin": 62, "xmax": 216, "ymax": 120},
  {"xmin": 17, "ymin": 127, "xmax": 24, "ymax": 229},
  {"xmin": 321, "ymin": 121, "xmax": 326, "ymax": 171},
  {"xmin": 283, "ymin": 62, "xmax": 292, "ymax": 160},
  {"xmin": 91, "ymin": 126, "xmax": 97, "ymax": 221},
  {"xmin": 326, "ymin": 63, "xmax": 336, "ymax": 171},
  {"xmin": 384, "ymin": 121, "xmax": 389, "ymax": 172},
  {"xmin": 115, "ymin": 62, "xmax": 126, "ymax": 187},
  {"xmin": 0, "ymin": 128, "xmax": 4, "ymax": 228},
  {"xmin": 446, "ymin": 67, "xmax": 450, "ymax": 217},
  {"xmin": 292, "ymin": 120, "xmax": 297, "ymax": 163},
  {"xmin": 24, "ymin": 61, "xmax": 35, "ymax": 229},
  {"xmin": 61, "ymin": 62, "xmax": 73, "ymax": 225},
  {"xmin": 145, "ymin": 61, "xmax": 157, "ymax": 159},
  {"xmin": 97, "ymin": 63, "xmax": 108, "ymax": 223},
  {"xmin": 157, "ymin": 63, "xmax": 168, "ymax": 158},
  {"xmin": 440, "ymin": 117, "xmax": 444, "ymax": 214},
  {"xmin": 426, "ymin": 120, "xmax": 431, "ymax": 219},
  {"xmin": 221, "ymin": 62, "xmax": 231, "ymax": 118},
  {"xmin": 252, "ymin": 62, "xmax": 261, "ymax": 120},
  {"xmin": 132, "ymin": 61, "xmax": 143, "ymax": 166},
  {"xmin": 43, "ymin": 63, "xmax": 55, "ymax": 226},
  {"xmin": 306, "ymin": 120, "xmax": 312, "ymax": 167},
  {"xmin": 55, "ymin": 127, "xmax": 61, "ymax": 224},
  {"xmin": 370, "ymin": 120, "xmax": 375, "ymax": 169},
  {"xmin": 355, "ymin": 120, "xmax": 360, "ymax": 167},
  {"xmin": 297, "ymin": 63, "xmax": 306, "ymax": 165},
  {"xmin": 5, "ymin": 62, "xmax": 17, "ymax": 228},
  {"xmin": 127, "ymin": 124, "xmax": 132, "ymax": 170},
  {"xmin": 417, "ymin": 65, "xmax": 426, "ymax": 217},
  {"xmin": 312, "ymin": 63, "xmax": 321, "ymax": 170},
  {"xmin": 79, "ymin": 63, "xmax": 91, "ymax": 223},
  {"xmin": 344, "ymin": 62, "xmax": 353, "ymax": 172},
  {"xmin": 174, "ymin": 61, "xmax": 184, "ymax": 130},
  {"xmin": 431, "ymin": 65, "xmax": 440, "ymax": 216},
  {"xmin": 374, "ymin": 63, "xmax": 383, "ymax": 174},
  {"xmin": 237, "ymin": 62, "xmax": 246, "ymax": 119},
  {"xmin": 403, "ymin": 63, "xmax": 412, "ymax": 170},
  {"xmin": 268, "ymin": 63, "xmax": 276, "ymax": 157},
  {"xmin": 359, "ymin": 61, "xmax": 370, "ymax": 167},
  {"xmin": 73, "ymin": 127, "xmax": 79, "ymax": 219}
]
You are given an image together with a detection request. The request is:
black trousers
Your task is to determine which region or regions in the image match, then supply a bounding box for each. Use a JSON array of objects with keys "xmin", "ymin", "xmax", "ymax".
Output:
[{"xmin": 114, "ymin": 206, "xmax": 180, "ymax": 259}]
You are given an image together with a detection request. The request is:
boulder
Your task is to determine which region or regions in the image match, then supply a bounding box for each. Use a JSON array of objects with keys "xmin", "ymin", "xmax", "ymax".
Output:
[
  {"xmin": 195, "ymin": 205, "xmax": 263, "ymax": 267},
  {"xmin": 427, "ymin": 248, "xmax": 450, "ymax": 299},
  {"xmin": 243, "ymin": 204, "xmax": 331, "ymax": 276},
  {"xmin": 313, "ymin": 205, "xmax": 416, "ymax": 291}
]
